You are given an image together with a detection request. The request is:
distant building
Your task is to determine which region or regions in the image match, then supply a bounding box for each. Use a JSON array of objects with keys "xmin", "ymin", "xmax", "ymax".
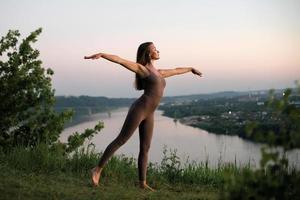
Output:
[
  {"xmin": 291, "ymin": 101, "xmax": 300, "ymax": 108},
  {"xmin": 257, "ymin": 102, "xmax": 264, "ymax": 106}
]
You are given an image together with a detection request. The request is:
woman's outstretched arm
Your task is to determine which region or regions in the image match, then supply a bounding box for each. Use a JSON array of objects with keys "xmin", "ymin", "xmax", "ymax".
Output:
[
  {"xmin": 84, "ymin": 53, "xmax": 149, "ymax": 77},
  {"xmin": 158, "ymin": 67, "xmax": 202, "ymax": 78}
]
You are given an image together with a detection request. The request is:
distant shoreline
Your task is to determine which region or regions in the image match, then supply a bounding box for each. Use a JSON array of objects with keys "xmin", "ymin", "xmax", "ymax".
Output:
[{"xmin": 63, "ymin": 107, "xmax": 128, "ymax": 128}]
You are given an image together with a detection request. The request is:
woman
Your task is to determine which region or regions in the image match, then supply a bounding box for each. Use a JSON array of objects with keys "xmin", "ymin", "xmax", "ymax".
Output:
[{"xmin": 84, "ymin": 42, "xmax": 202, "ymax": 191}]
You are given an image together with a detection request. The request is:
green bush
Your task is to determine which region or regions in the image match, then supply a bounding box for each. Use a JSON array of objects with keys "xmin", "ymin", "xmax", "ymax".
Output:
[
  {"xmin": 0, "ymin": 29, "xmax": 73, "ymax": 149},
  {"xmin": 223, "ymin": 83, "xmax": 300, "ymax": 200},
  {"xmin": 0, "ymin": 29, "xmax": 105, "ymax": 155}
]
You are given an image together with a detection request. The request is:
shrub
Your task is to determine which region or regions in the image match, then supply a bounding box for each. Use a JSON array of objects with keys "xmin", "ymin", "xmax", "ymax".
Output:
[
  {"xmin": 0, "ymin": 29, "xmax": 73, "ymax": 149},
  {"xmin": 223, "ymin": 83, "xmax": 300, "ymax": 200}
]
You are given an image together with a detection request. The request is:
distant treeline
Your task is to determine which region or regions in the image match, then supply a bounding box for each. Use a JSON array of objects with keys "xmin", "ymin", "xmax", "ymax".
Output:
[
  {"xmin": 55, "ymin": 89, "xmax": 288, "ymax": 110},
  {"xmin": 54, "ymin": 89, "xmax": 292, "ymax": 127},
  {"xmin": 159, "ymin": 90, "xmax": 300, "ymax": 143},
  {"xmin": 54, "ymin": 96, "xmax": 136, "ymax": 126},
  {"xmin": 55, "ymin": 95, "xmax": 136, "ymax": 108},
  {"xmin": 161, "ymin": 89, "xmax": 289, "ymax": 104}
]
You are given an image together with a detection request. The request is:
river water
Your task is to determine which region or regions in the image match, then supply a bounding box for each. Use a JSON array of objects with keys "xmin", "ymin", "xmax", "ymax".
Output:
[{"xmin": 60, "ymin": 108, "xmax": 300, "ymax": 168}]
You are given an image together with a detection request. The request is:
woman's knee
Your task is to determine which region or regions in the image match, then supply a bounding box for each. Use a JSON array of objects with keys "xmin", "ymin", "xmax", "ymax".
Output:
[
  {"xmin": 113, "ymin": 136, "xmax": 128, "ymax": 147},
  {"xmin": 140, "ymin": 144, "xmax": 151, "ymax": 154}
]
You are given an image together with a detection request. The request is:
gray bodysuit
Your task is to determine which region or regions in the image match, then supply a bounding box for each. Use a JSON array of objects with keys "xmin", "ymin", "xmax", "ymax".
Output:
[{"xmin": 97, "ymin": 69, "xmax": 166, "ymax": 181}]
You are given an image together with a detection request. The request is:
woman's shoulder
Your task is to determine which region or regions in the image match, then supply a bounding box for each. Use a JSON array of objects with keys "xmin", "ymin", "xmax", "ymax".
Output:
[{"xmin": 138, "ymin": 65, "xmax": 152, "ymax": 79}]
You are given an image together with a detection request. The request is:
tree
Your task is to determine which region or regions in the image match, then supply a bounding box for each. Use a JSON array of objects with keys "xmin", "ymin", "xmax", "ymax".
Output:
[
  {"xmin": 223, "ymin": 83, "xmax": 300, "ymax": 200},
  {"xmin": 0, "ymin": 28, "xmax": 73, "ymax": 149}
]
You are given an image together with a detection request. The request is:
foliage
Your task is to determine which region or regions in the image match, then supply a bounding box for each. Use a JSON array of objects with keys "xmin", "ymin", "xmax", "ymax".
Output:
[
  {"xmin": 0, "ymin": 142, "xmax": 245, "ymax": 190},
  {"xmin": 223, "ymin": 82, "xmax": 300, "ymax": 200},
  {"xmin": 65, "ymin": 121, "xmax": 104, "ymax": 153},
  {"xmin": 0, "ymin": 29, "xmax": 73, "ymax": 149},
  {"xmin": 160, "ymin": 145, "xmax": 183, "ymax": 182},
  {"xmin": 223, "ymin": 163, "xmax": 300, "ymax": 199},
  {"xmin": 246, "ymin": 86, "xmax": 300, "ymax": 150}
]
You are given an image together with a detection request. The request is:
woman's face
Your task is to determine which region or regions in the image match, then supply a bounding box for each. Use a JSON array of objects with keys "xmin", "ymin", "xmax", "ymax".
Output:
[{"xmin": 149, "ymin": 44, "xmax": 160, "ymax": 60}]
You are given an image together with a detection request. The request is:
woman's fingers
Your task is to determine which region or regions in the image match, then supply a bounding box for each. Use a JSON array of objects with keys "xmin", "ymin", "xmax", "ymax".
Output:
[
  {"xmin": 84, "ymin": 54, "xmax": 98, "ymax": 59},
  {"xmin": 84, "ymin": 55, "xmax": 93, "ymax": 59},
  {"xmin": 192, "ymin": 68, "xmax": 202, "ymax": 77},
  {"xmin": 197, "ymin": 71, "xmax": 202, "ymax": 76}
]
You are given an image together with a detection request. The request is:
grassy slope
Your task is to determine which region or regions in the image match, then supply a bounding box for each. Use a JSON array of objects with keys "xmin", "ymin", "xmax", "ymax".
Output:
[{"xmin": 0, "ymin": 166, "xmax": 218, "ymax": 200}]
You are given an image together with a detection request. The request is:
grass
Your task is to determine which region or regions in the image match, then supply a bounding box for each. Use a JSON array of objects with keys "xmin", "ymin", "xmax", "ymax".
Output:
[
  {"xmin": 0, "ymin": 144, "xmax": 250, "ymax": 200},
  {"xmin": 0, "ymin": 165, "xmax": 219, "ymax": 200}
]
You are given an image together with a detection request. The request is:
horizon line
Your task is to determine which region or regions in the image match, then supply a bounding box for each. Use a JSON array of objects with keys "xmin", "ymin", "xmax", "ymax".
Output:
[{"xmin": 55, "ymin": 87, "xmax": 295, "ymax": 98}]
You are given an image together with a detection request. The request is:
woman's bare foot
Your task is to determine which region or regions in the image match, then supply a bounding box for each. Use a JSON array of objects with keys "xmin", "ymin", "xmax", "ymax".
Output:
[
  {"xmin": 139, "ymin": 181, "xmax": 155, "ymax": 192},
  {"xmin": 91, "ymin": 166, "xmax": 102, "ymax": 186}
]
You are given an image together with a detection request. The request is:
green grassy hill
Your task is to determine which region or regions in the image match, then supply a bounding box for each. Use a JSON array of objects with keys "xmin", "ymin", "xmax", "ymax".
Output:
[{"xmin": 0, "ymin": 166, "xmax": 218, "ymax": 200}]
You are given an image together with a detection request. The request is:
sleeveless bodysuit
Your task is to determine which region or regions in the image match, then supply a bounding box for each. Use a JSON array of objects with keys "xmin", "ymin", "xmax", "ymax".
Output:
[
  {"xmin": 98, "ymin": 69, "xmax": 166, "ymax": 181},
  {"xmin": 130, "ymin": 69, "xmax": 166, "ymax": 118},
  {"xmin": 115, "ymin": 69, "xmax": 166, "ymax": 147}
]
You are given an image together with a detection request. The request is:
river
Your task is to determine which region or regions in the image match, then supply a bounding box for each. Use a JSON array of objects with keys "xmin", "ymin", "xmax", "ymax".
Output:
[{"xmin": 60, "ymin": 108, "xmax": 300, "ymax": 168}]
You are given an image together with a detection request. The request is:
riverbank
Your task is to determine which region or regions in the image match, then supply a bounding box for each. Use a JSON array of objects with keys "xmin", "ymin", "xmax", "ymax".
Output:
[
  {"xmin": 61, "ymin": 108, "xmax": 270, "ymax": 168},
  {"xmin": 158, "ymin": 95, "xmax": 273, "ymax": 142},
  {"xmin": 63, "ymin": 107, "xmax": 123, "ymax": 128}
]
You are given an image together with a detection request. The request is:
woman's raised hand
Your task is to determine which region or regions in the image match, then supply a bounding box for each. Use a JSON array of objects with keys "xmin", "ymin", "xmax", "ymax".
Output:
[
  {"xmin": 84, "ymin": 53, "xmax": 102, "ymax": 60},
  {"xmin": 191, "ymin": 68, "xmax": 202, "ymax": 77}
]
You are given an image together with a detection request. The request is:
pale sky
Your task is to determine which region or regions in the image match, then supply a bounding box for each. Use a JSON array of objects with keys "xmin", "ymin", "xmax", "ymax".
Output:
[{"xmin": 1, "ymin": 0, "xmax": 299, "ymax": 97}]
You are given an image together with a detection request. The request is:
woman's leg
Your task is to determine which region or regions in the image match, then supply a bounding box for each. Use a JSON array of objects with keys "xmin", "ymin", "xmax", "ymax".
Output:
[
  {"xmin": 99, "ymin": 107, "xmax": 145, "ymax": 167},
  {"xmin": 138, "ymin": 113, "xmax": 154, "ymax": 190},
  {"xmin": 92, "ymin": 105, "xmax": 145, "ymax": 186}
]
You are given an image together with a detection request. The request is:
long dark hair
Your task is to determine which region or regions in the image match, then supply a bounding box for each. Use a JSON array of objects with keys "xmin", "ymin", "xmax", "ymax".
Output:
[{"xmin": 135, "ymin": 42, "xmax": 153, "ymax": 90}]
